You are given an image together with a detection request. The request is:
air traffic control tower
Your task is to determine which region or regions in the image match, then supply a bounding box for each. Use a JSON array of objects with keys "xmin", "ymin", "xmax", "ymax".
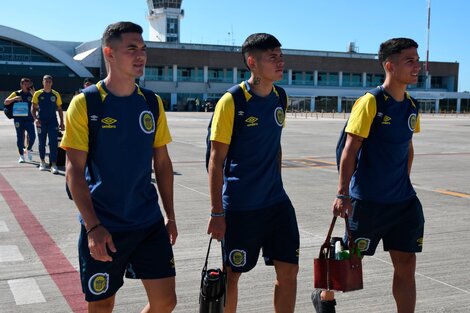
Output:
[{"xmin": 146, "ymin": 0, "xmax": 184, "ymax": 43}]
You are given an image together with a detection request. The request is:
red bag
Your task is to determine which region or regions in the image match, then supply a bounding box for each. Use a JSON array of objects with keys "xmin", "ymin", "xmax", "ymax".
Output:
[{"xmin": 313, "ymin": 215, "xmax": 363, "ymax": 292}]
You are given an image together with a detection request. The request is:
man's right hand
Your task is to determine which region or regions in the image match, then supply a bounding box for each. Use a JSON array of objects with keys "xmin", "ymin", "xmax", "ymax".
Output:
[
  {"xmin": 87, "ymin": 225, "xmax": 117, "ymax": 262},
  {"xmin": 332, "ymin": 197, "xmax": 352, "ymax": 218},
  {"xmin": 207, "ymin": 216, "xmax": 226, "ymax": 241}
]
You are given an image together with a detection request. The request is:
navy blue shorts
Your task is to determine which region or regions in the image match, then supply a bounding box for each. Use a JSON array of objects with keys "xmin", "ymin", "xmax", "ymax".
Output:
[
  {"xmin": 78, "ymin": 219, "xmax": 175, "ymax": 302},
  {"xmin": 345, "ymin": 196, "xmax": 425, "ymax": 256},
  {"xmin": 224, "ymin": 199, "xmax": 300, "ymax": 273}
]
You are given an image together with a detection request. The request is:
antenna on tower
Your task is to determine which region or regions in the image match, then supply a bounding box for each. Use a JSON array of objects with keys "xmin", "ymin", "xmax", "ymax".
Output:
[
  {"xmin": 231, "ymin": 25, "xmax": 235, "ymax": 46},
  {"xmin": 426, "ymin": 0, "xmax": 431, "ymax": 89},
  {"xmin": 226, "ymin": 25, "xmax": 235, "ymax": 46}
]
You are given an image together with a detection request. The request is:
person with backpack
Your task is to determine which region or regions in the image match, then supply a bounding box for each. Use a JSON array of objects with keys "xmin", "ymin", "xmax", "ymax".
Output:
[
  {"xmin": 3, "ymin": 77, "xmax": 36, "ymax": 163},
  {"xmin": 31, "ymin": 75, "xmax": 65, "ymax": 174},
  {"xmin": 312, "ymin": 38, "xmax": 424, "ymax": 313},
  {"xmin": 60, "ymin": 21, "xmax": 177, "ymax": 313},
  {"xmin": 83, "ymin": 77, "xmax": 94, "ymax": 89},
  {"xmin": 207, "ymin": 33, "xmax": 299, "ymax": 313}
]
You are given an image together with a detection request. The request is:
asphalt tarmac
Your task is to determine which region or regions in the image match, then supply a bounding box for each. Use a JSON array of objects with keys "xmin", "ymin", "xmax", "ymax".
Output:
[{"xmin": 0, "ymin": 111, "xmax": 469, "ymax": 312}]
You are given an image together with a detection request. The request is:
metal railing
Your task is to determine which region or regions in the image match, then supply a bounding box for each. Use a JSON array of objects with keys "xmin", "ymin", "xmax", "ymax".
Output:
[{"xmin": 286, "ymin": 110, "xmax": 470, "ymax": 119}]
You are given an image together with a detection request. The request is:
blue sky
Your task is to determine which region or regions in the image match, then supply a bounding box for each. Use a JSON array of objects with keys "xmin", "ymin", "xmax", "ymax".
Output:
[{"xmin": 2, "ymin": 0, "xmax": 468, "ymax": 91}]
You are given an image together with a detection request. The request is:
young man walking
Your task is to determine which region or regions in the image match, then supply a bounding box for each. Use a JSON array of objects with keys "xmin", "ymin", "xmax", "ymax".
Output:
[
  {"xmin": 4, "ymin": 77, "xmax": 36, "ymax": 162},
  {"xmin": 312, "ymin": 38, "xmax": 425, "ymax": 313},
  {"xmin": 207, "ymin": 33, "xmax": 299, "ymax": 313},
  {"xmin": 60, "ymin": 21, "xmax": 177, "ymax": 313},
  {"xmin": 31, "ymin": 75, "xmax": 64, "ymax": 173}
]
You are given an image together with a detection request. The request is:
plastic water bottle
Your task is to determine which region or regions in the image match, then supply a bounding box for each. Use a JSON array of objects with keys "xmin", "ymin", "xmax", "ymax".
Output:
[
  {"xmin": 329, "ymin": 237, "xmax": 343, "ymax": 259},
  {"xmin": 334, "ymin": 241, "xmax": 343, "ymax": 259}
]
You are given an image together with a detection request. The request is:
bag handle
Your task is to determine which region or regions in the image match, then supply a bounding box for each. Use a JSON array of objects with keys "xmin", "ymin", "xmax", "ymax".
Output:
[
  {"xmin": 202, "ymin": 237, "xmax": 225, "ymax": 273},
  {"xmin": 318, "ymin": 214, "xmax": 357, "ymax": 258}
]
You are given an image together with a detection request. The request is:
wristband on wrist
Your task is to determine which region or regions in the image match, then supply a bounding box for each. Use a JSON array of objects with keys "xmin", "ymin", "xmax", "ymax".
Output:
[
  {"xmin": 167, "ymin": 218, "xmax": 175, "ymax": 223},
  {"xmin": 336, "ymin": 194, "xmax": 351, "ymax": 200},
  {"xmin": 210, "ymin": 212, "xmax": 225, "ymax": 217},
  {"xmin": 86, "ymin": 223, "xmax": 102, "ymax": 235}
]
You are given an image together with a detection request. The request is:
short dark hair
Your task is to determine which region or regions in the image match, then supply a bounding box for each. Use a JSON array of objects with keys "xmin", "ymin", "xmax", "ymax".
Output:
[
  {"xmin": 241, "ymin": 33, "xmax": 282, "ymax": 70},
  {"xmin": 102, "ymin": 21, "xmax": 143, "ymax": 47},
  {"xmin": 43, "ymin": 74, "xmax": 53, "ymax": 81},
  {"xmin": 20, "ymin": 77, "xmax": 31, "ymax": 84},
  {"xmin": 83, "ymin": 77, "xmax": 93, "ymax": 84},
  {"xmin": 378, "ymin": 38, "xmax": 418, "ymax": 65}
]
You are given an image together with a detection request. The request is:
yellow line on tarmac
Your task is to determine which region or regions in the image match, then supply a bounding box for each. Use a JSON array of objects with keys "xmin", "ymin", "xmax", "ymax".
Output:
[{"xmin": 434, "ymin": 189, "xmax": 470, "ymax": 199}]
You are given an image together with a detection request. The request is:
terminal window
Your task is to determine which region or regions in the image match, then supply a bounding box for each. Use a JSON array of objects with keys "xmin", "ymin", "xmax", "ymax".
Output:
[{"xmin": 152, "ymin": 0, "xmax": 182, "ymax": 9}]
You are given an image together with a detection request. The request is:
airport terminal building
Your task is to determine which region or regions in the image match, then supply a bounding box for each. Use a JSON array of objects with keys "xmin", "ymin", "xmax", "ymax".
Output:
[{"xmin": 1, "ymin": 0, "xmax": 469, "ymax": 113}]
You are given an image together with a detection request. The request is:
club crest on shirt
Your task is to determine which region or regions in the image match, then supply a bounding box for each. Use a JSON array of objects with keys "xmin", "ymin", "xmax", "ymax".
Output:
[
  {"xmin": 139, "ymin": 111, "xmax": 155, "ymax": 134},
  {"xmin": 408, "ymin": 113, "xmax": 417, "ymax": 131},
  {"xmin": 50, "ymin": 95, "xmax": 56, "ymax": 102},
  {"xmin": 274, "ymin": 106, "xmax": 285, "ymax": 126},
  {"xmin": 88, "ymin": 273, "xmax": 109, "ymax": 295},
  {"xmin": 355, "ymin": 238, "xmax": 371, "ymax": 252},
  {"xmin": 229, "ymin": 249, "xmax": 247, "ymax": 267}
]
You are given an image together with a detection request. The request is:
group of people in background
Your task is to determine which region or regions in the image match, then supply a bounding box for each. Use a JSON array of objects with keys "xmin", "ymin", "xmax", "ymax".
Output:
[
  {"xmin": 3, "ymin": 76, "xmax": 95, "ymax": 174},
  {"xmin": 4, "ymin": 20, "xmax": 424, "ymax": 313},
  {"xmin": 3, "ymin": 75, "xmax": 64, "ymax": 173}
]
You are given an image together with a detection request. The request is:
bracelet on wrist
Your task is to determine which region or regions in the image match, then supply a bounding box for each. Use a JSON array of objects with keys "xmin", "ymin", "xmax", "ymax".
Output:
[
  {"xmin": 86, "ymin": 223, "xmax": 102, "ymax": 235},
  {"xmin": 336, "ymin": 194, "xmax": 351, "ymax": 200},
  {"xmin": 210, "ymin": 212, "xmax": 225, "ymax": 217},
  {"xmin": 167, "ymin": 218, "xmax": 176, "ymax": 223}
]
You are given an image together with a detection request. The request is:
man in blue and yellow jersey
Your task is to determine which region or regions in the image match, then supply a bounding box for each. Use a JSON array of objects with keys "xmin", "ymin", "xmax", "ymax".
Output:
[
  {"xmin": 3, "ymin": 77, "xmax": 36, "ymax": 163},
  {"xmin": 60, "ymin": 22, "xmax": 177, "ymax": 313},
  {"xmin": 313, "ymin": 38, "xmax": 424, "ymax": 313},
  {"xmin": 207, "ymin": 33, "xmax": 299, "ymax": 313},
  {"xmin": 31, "ymin": 74, "xmax": 64, "ymax": 174}
]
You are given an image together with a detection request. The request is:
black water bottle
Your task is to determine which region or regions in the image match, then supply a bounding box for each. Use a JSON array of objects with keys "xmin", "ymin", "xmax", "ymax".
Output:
[
  {"xmin": 199, "ymin": 238, "xmax": 226, "ymax": 313},
  {"xmin": 199, "ymin": 268, "xmax": 226, "ymax": 313}
]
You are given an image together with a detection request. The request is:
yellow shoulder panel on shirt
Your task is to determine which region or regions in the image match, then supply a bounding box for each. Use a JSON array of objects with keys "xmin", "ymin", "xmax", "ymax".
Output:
[
  {"xmin": 414, "ymin": 114, "xmax": 421, "ymax": 133},
  {"xmin": 52, "ymin": 90, "xmax": 63, "ymax": 106},
  {"xmin": 345, "ymin": 93, "xmax": 377, "ymax": 139},
  {"xmin": 210, "ymin": 92, "xmax": 235, "ymax": 145},
  {"xmin": 60, "ymin": 93, "xmax": 89, "ymax": 152},
  {"xmin": 6, "ymin": 91, "xmax": 17, "ymax": 100},
  {"xmin": 154, "ymin": 95, "xmax": 172, "ymax": 148},
  {"xmin": 32, "ymin": 89, "xmax": 43, "ymax": 105}
]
